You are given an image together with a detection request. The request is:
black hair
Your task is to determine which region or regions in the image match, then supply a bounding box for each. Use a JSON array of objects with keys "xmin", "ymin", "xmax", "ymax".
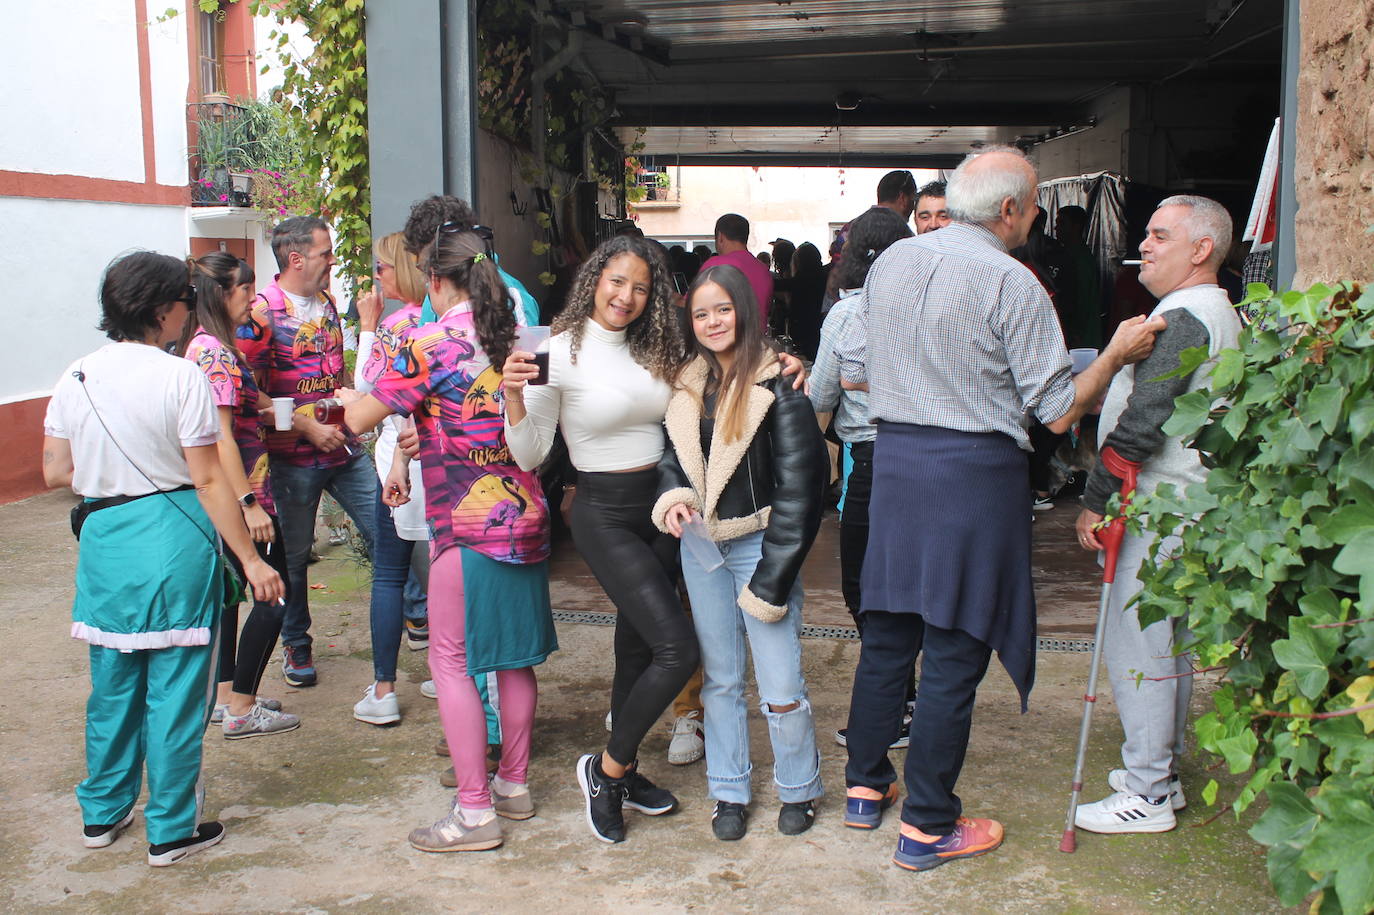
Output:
[
  {"xmin": 917, "ymin": 180, "xmax": 947, "ymax": 202},
  {"xmin": 423, "ymin": 231, "xmax": 516, "ymax": 368},
  {"xmin": 270, "ymin": 215, "xmax": 329, "ymax": 269},
  {"xmin": 877, "ymin": 170, "xmax": 917, "ymax": 204},
  {"xmin": 98, "ymin": 251, "xmax": 191, "ymax": 342},
  {"xmin": 714, "ymin": 213, "xmax": 750, "ymax": 244},
  {"xmin": 791, "ymin": 241, "xmax": 824, "ymax": 278},
  {"xmin": 830, "ymin": 206, "xmax": 913, "ymax": 293},
  {"xmin": 178, "ymin": 252, "xmax": 254, "ymax": 356},
  {"xmin": 403, "ymin": 195, "xmax": 478, "ymax": 257}
]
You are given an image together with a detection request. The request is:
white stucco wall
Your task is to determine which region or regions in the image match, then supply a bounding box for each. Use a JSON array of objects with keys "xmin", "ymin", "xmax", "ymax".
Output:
[
  {"xmin": 0, "ymin": 198, "xmax": 191, "ymax": 402},
  {"xmin": 148, "ymin": 11, "xmax": 190, "ymax": 187},
  {"xmin": 632, "ymin": 166, "xmax": 941, "ymax": 257},
  {"xmin": 0, "ymin": 1, "xmax": 145, "ymax": 181}
]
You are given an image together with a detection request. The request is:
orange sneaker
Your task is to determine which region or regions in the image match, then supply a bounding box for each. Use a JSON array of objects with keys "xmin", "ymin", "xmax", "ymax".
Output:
[
  {"xmin": 892, "ymin": 816, "xmax": 1004, "ymax": 871},
  {"xmin": 845, "ymin": 784, "xmax": 899, "ymax": 829}
]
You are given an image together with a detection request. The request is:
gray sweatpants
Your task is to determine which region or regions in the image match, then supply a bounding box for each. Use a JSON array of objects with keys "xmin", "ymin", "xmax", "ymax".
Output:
[{"xmin": 1103, "ymin": 532, "xmax": 1192, "ymax": 799}]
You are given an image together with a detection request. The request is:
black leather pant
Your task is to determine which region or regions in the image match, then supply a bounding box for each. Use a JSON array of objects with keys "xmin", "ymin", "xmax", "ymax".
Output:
[{"xmin": 572, "ymin": 468, "xmax": 700, "ymax": 766}]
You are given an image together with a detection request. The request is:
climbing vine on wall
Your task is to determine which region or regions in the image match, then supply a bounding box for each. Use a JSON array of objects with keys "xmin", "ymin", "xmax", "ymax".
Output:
[{"xmin": 170, "ymin": 0, "xmax": 371, "ymax": 286}]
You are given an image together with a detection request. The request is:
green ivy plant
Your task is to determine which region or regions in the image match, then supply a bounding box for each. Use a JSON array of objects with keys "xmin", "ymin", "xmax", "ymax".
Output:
[{"xmin": 1131, "ymin": 281, "xmax": 1374, "ymax": 915}]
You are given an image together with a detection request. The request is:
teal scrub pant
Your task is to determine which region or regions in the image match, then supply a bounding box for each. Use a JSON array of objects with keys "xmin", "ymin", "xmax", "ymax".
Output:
[{"xmin": 76, "ymin": 639, "xmax": 217, "ymax": 845}]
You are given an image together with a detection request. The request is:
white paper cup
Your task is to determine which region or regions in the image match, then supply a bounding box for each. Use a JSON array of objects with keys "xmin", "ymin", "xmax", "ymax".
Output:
[
  {"xmin": 1069, "ymin": 348, "xmax": 1099, "ymax": 374},
  {"xmin": 271, "ymin": 397, "xmax": 296, "ymax": 431}
]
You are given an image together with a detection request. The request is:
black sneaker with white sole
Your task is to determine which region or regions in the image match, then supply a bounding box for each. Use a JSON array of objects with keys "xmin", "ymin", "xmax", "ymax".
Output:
[
  {"xmin": 83, "ymin": 809, "xmax": 135, "ymax": 848},
  {"xmin": 576, "ymin": 753, "xmax": 627, "ymax": 843},
  {"xmin": 835, "ymin": 713, "xmax": 912, "ymax": 750},
  {"xmin": 147, "ymin": 821, "xmax": 226, "ymax": 866},
  {"xmin": 623, "ymin": 763, "xmax": 678, "ymax": 815},
  {"xmin": 712, "ymin": 801, "xmax": 748, "ymax": 841},
  {"xmin": 778, "ymin": 800, "xmax": 816, "ymax": 835}
]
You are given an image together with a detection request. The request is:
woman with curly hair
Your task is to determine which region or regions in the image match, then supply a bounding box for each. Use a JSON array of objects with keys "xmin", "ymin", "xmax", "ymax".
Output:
[
  {"xmin": 502, "ymin": 235, "xmax": 690, "ymax": 845},
  {"xmin": 340, "ymin": 228, "xmax": 556, "ymax": 853}
]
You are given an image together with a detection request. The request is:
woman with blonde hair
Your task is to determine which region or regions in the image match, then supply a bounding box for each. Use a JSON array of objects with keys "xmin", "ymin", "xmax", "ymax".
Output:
[{"xmin": 350, "ymin": 232, "xmax": 434, "ymax": 726}]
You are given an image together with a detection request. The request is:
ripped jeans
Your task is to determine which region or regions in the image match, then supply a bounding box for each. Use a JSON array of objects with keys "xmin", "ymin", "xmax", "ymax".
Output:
[{"xmin": 681, "ymin": 529, "xmax": 823, "ymax": 806}]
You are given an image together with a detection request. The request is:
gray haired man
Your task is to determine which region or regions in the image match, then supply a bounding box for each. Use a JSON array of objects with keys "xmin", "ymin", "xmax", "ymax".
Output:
[
  {"xmin": 837, "ymin": 146, "xmax": 1165, "ymax": 871},
  {"xmin": 1073, "ymin": 195, "xmax": 1242, "ymax": 834}
]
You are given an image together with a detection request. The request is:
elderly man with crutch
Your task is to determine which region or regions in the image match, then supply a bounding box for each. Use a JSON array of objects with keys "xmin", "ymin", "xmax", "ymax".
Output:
[{"xmin": 1065, "ymin": 195, "xmax": 1242, "ymax": 839}]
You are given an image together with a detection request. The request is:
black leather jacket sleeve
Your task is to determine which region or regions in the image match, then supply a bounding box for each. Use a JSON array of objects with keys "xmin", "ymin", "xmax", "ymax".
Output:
[{"xmin": 747, "ymin": 378, "xmax": 829, "ymax": 608}]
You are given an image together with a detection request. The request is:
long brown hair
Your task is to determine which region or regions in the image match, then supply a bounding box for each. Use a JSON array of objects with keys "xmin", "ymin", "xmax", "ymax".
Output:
[
  {"xmin": 552, "ymin": 235, "xmax": 685, "ymax": 381},
  {"xmin": 422, "ymin": 229, "xmax": 517, "ymax": 368},
  {"xmin": 177, "ymin": 252, "xmax": 255, "ymax": 356},
  {"xmin": 685, "ymin": 264, "xmax": 776, "ymax": 444}
]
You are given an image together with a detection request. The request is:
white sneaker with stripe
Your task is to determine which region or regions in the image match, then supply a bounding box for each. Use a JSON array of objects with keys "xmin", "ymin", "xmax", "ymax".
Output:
[
  {"xmin": 1108, "ymin": 768, "xmax": 1186, "ymax": 811},
  {"xmin": 1075, "ymin": 790, "xmax": 1177, "ymax": 834}
]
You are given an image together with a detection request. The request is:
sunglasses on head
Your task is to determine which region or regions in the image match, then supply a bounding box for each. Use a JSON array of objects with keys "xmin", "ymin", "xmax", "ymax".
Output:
[
  {"xmin": 175, "ymin": 283, "xmax": 197, "ymax": 304},
  {"xmin": 434, "ymin": 221, "xmax": 495, "ymax": 256}
]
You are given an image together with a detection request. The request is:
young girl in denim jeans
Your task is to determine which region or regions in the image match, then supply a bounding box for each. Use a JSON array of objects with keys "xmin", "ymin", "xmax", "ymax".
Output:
[{"xmin": 652, "ymin": 263, "xmax": 828, "ymax": 840}]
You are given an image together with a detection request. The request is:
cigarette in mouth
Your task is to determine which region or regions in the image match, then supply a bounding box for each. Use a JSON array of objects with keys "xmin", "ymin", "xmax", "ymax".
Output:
[{"xmin": 1122, "ymin": 259, "xmax": 1143, "ymax": 266}]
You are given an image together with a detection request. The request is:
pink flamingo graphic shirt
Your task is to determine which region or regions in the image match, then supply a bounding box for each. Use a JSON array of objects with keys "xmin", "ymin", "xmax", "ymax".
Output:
[
  {"xmin": 360, "ymin": 304, "xmax": 422, "ymax": 386},
  {"xmin": 183, "ymin": 328, "xmax": 276, "ymax": 515},
  {"xmin": 369, "ymin": 305, "xmax": 550, "ymax": 564}
]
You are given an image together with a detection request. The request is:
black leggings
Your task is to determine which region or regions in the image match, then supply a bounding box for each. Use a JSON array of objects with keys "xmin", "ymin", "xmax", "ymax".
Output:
[
  {"xmin": 220, "ymin": 515, "xmax": 291, "ymax": 696},
  {"xmin": 571, "ymin": 468, "xmax": 700, "ymax": 767},
  {"xmin": 842, "ymin": 442, "xmax": 917, "ymax": 705}
]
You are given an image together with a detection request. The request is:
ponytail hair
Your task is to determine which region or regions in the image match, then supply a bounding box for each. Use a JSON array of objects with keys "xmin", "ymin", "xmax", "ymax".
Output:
[
  {"xmin": 422, "ymin": 230, "xmax": 516, "ymax": 368},
  {"xmin": 177, "ymin": 251, "xmax": 255, "ymax": 356}
]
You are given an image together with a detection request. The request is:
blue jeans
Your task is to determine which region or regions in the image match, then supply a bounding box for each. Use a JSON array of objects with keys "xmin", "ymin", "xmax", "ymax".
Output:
[
  {"xmin": 369, "ymin": 489, "xmax": 430, "ymax": 682},
  {"xmin": 681, "ymin": 530, "xmax": 822, "ymax": 806},
  {"xmin": 271, "ymin": 452, "xmax": 379, "ymax": 650}
]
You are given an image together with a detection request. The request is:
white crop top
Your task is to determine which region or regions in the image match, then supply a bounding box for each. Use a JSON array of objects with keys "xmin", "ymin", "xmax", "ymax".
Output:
[{"xmin": 505, "ymin": 319, "xmax": 672, "ymax": 472}]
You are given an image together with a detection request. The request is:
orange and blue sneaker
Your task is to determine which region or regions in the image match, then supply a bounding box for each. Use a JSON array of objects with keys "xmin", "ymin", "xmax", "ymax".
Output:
[
  {"xmin": 892, "ymin": 816, "xmax": 1004, "ymax": 871},
  {"xmin": 845, "ymin": 784, "xmax": 899, "ymax": 829}
]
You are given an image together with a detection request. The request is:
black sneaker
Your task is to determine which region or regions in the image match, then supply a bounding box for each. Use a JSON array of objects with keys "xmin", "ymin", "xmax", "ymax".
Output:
[
  {"xmin": 405, "ymin": 617, "xmax": 429, "ymax": 650},
  {"xmin": 779, "ymin": 800, "xmax": 817, "ymax": 835},
  {"xmin": 835, "ymin": 722, "xmax": 910, "ymax": 751},
  {"xmin": 83, "ymin": 809, "xmax": 135, "ymax": 848},
  {"xmin": 282, "ymin": 645, "xmax": 317, "ymax": 687},
  {"xmin": 147, "ymin": 821, "xmax": 225, "ymax": 867},
  {"xmin": 576, "ymin": 753, "xmax": 627, "ymax": 843},
  {"xmin": 624, "ymin": 763, "xmax": 678, "ymax": 815},
  {"xmin": 712, "ymin": 801, "xmax": 748, "ymax": 841}
]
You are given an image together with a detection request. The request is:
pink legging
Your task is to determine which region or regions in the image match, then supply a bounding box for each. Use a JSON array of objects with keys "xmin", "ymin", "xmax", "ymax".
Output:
[{"xmin": 430, "ymin": 547, "xmax": 538, "ymax": 811}]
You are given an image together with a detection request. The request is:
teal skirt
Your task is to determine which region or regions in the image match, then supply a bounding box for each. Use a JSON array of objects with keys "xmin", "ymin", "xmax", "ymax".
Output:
[
  {"xmin": 72, "ymin": 488, "xmax": 223, "ymax": 650},
  {"xmin": 460, "ymin": 549, "xmax": 557, "ymax": 675}
]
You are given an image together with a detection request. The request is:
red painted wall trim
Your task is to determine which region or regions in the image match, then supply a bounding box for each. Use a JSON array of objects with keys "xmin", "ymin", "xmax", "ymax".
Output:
[
  {"xmin": 0, "ymin": 171, "xmax": 189, "ymax": 207},
  {"xmin": 134, "ymin": 0, "xmax": 157, "ymax": 185},
  {"xmin": 0, "ymin": 396, "xmax": 51, "ymax": 505}
]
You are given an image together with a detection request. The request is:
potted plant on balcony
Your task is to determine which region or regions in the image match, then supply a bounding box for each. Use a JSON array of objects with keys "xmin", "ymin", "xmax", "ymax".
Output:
[{"xmin": 192, "ymin": 98, "xmax": 315, "ymax": 211}]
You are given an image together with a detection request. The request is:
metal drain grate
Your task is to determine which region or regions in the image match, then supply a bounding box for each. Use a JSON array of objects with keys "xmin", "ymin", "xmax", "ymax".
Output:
[{"xmin": 551, "ymin": 609, "xmax": 1095, "ymax": 652}]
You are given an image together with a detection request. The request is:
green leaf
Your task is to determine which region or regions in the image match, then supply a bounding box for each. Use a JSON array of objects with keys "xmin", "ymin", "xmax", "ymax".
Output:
[
  {"xmin": 1267, "ymin": 842, "xmax": 1319, "ymax": 907},
  {"xmin": 1251, "ymin": 781, "xmax": 1318, "ymax": 847},
  {"xmin": 1216, "ymin": 728, "xmax": 1259, "ymax": 773},
  {"xmin": 1305, "ymin": 382, "xmax": 1346, "ymax": 435},
  {"xmin": 1333, "ymin": 529, "xmax": 1374, "ymax": 587},
  {"xmin": 1149, "ymin": 344, "xmax": 1211, "ymax": 382},
  {"xmin": 1271, "ymin": 620, "xmax": 1336, "ymax": 698},
  {"xmin": 1202, "ymin": 778, "xmax": 1219, "ymax": 806},
  {"xmin": 1211, "ymin": 347, "xmax": 1246, "ymax": 388},
  {"xmin": 1324, "ymin": 504, "xmax": 1374, "ymax": 544},
  {"xmin": 1350, "ymin": 400, "xmax": 1374, "ymax": 446},
  {"xmin": 1163, "ymin": 389, "xmax": 1213, "ymax": 437}
]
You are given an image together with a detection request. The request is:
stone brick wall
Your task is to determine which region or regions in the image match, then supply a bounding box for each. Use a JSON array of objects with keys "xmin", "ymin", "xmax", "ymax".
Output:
[{"xmin": 1296, "ymin": 1, "xmax": 1374, "ymax": 285}]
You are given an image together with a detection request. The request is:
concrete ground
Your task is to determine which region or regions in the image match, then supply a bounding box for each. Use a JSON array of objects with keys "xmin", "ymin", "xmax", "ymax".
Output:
[{"xmin": 0, "ymin": 490, "xmax": 1288, "ymax": 913}]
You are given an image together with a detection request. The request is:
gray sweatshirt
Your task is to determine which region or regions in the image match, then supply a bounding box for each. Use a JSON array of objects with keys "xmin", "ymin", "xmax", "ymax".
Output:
[{"xmin": 1082, "ymin": 284, "xmax": 1242, "ymax": 514}]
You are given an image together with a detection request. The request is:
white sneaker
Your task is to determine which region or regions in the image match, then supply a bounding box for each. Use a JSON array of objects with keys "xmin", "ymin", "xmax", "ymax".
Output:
[
  {"xmin": 1075, "ymin": 791, "xmax": 1177, "ymax": 834},
  {"xmin": 353, "ymin": 684, "xmax": 401, "ymax": 725},
  {"xmin": 1108, "ymin": 769, "xmax": 1186, "ymax": 811},
  {"xmin": 604, "ymin": 709, "xmax": 613, "ymax": 732},
  {"xmin": 667, "ymin": 714, "xmax": 705, "ymax": 765},
  {"xmin": 421, "ymin": 679, "xmax": 437, "ymax": 699}
]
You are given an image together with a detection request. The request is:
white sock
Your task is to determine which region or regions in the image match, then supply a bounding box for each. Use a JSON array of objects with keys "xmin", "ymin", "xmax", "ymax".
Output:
[
  {"xmin": 491, "ymin": 775, "xmax": 528, "ymax": 797},
  {"xmin": 459, "ymin": 806, "xmax": 495, "ymax": 828}
]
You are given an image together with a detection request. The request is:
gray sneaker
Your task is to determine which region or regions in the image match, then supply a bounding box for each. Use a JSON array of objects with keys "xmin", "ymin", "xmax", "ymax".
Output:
[
  {"xmin": 211, "ymin": 696, "xmax": 283, "ymax": 725},
  {"xmin": 408, "ymin": 810, "xmax": 503, "ymax": 852},
  {"xmin": 223, "ymin": 704, "xmax": 301, "ymax": 739},
  {"xmin": 491, "ymin": 781, "xmax": 535, "ymax": 820}
]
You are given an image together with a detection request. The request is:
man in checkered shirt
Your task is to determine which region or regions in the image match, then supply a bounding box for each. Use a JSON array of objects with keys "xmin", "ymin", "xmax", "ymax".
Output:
[{"xmin": 834, "ymin": 146, "xmax": 1165, "ymax": 872}]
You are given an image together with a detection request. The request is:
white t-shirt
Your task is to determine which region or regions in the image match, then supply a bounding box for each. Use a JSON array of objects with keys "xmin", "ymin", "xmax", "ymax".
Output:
[
  {"xmin": 44, "ymin": 342, "xmax": 219, "ymax": 498},
  {"xmin": 505, "ymin": 319, "xmax": 672, "ymax": 472}
]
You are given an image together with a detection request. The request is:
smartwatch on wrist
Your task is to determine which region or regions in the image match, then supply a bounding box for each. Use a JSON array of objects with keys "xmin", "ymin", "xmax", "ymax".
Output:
[{"xmin": 238, "ymin": 492, "xmax": 257, "ymax": 508}]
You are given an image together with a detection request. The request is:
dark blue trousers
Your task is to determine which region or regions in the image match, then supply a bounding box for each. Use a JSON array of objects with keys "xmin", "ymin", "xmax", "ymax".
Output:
[{"xmin": 846, "ymin": 612, "xmax": 991, "ymax": 835}]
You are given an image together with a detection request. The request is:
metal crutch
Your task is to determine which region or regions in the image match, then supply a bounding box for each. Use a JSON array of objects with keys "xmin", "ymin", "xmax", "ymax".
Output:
[{"xmin": 1059, "ymin": 446, "xmax": 1141, "ymax": 853}]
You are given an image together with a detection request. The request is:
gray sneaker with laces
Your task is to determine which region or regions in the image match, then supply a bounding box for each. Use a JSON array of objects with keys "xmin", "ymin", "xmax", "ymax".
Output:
[
  {"xmin": 223, "ymin": 704, "xmax": 301, "ymax": 739},
  {"xmin": 409, "ymin": 810, "xmax": 503, "ymax": 852}
]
